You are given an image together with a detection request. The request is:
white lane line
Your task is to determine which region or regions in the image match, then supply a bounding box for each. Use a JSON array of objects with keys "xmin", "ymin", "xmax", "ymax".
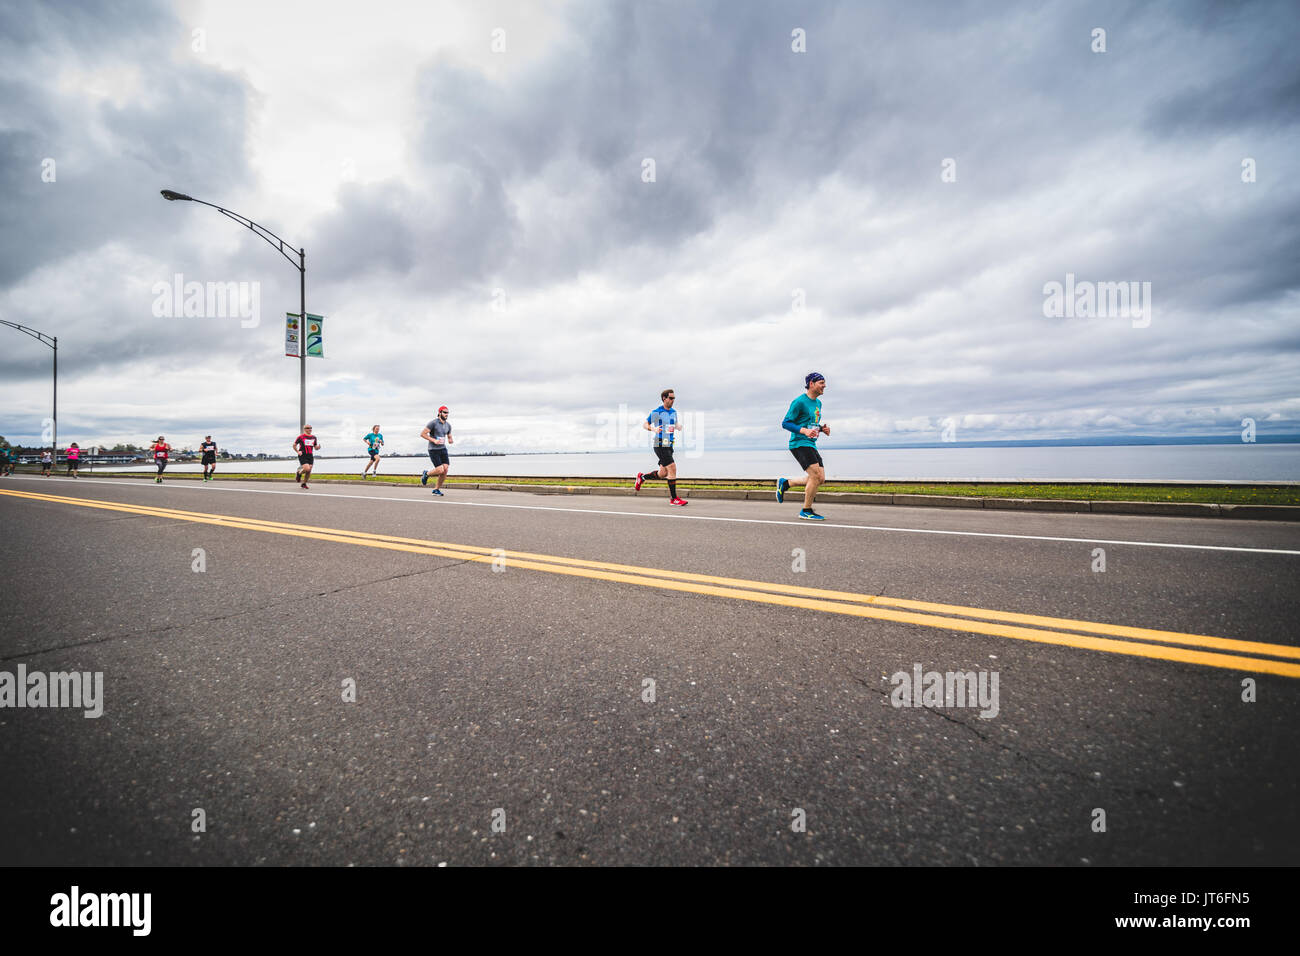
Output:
[{"xmin": 8, "ymin": 475, "xmax": 1300, "ymax": 556}]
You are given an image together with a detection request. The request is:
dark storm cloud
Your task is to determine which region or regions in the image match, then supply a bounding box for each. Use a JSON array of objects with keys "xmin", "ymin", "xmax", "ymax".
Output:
[
  {"xmin": 0, "ymin": 0, "xmax": 253, "ymax": 289},
  {"xmin": 308, "ymin": 0, "xmax": 1300, "ymax": 311},
  {"xmin": 1145, "ymin": 0, "xmax": 1300, "ymax": 136}
]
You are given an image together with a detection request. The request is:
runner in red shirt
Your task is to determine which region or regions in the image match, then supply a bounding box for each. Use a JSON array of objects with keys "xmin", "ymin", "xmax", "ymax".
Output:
[
  {"xmin": 293, "ymin": 425, "xmax": 320, "ymax": 489},
  {"xmin": 151, "ymin": 436, "xmax": 171, "ymax": 483}
]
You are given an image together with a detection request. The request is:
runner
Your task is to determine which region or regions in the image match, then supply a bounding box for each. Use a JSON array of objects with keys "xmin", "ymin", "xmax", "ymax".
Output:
[
  {"xmin": 66, "ymin": 443, "xmax": 80, "ymax": 478},
  {"xmin": 40, "ymin": 449, "xmax": 52, "ymax": 476},
  {"xmin": 294, "ymin": 425, "xmax": 320, "ymax": 489},
  {"xmin": 199, "ymin": 435, "xmax": 218, "ymax": 481},
  {"xmin": 634, "ymin": 388, "xmax": 687, "ymax": 505},
  {"xmin": 419, "ymin": 406, "xmax": 453, "ymax": 496},
  {"xmin": 151, "ymin": 436, "xmax": 171, "ymax": 483},
  {"xmin": 362, "ymin": 425, "xmax": 384, "ymax": 477},
  {"xmin": 0, "ymin": 446, "xmax": 12, "ymax": 476},
  {"xmin": 776, "ymin": 372, "xmax": 830, "ymax": 520}
]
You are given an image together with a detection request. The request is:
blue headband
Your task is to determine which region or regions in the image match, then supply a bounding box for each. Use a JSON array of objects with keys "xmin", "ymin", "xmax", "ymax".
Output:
[{"xmin": 805, "ymin": 372, "xmax": 825, "ymax": 386}]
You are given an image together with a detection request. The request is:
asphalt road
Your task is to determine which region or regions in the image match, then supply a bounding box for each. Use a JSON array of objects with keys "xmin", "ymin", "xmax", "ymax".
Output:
[{"xmin": 2, "ymin": 474, "xmax": 1298, "ymax": 865}]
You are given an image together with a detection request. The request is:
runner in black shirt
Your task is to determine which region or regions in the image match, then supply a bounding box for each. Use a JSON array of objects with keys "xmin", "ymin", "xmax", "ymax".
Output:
[
  {"xmin": 200, "ymin": 435, "xmax": 218, "ymax": 481},
  {"xmin": 294, "ymin": 426, "xmax": 321, "ymax": 489}
]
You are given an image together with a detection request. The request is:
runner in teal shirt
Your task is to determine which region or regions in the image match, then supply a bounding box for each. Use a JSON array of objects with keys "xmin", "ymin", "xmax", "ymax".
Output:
[
  {"xmin": 363, "ymin": 425, "xmax": 384, "ymax": 478},
  {"xmin": 776, "ymin": 372, "xmax": 830, "ymax": 519},
  {"xmin": 784, "ymin": 393, "xmax": 823, "ymax": 449}
]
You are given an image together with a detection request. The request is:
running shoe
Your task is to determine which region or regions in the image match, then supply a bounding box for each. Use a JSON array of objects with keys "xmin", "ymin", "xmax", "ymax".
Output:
[
  {"xmin": 670, "ymin": 497, "xmax": 688, "ymax": 506},
  {"xmin": 301, "ymin": 481, "xmax": 309, "ymax": 489},
  {"xmin": 634, "ymin": 472, "xmax": 645, "ymax": 491},
  {"xmin": 798, "ymin": 509, "xmax": 825, "ymax": 520},
  {"xmin": 432, "ymin": 488, "xmax": 444, "ymax": 496},
  {"xmin": 420, "ymin": 470, "xmax": 429, "ymax": 486},
  {"xmin": 776, "ymin": 477, "xmax": 789, "ymax": 503}
]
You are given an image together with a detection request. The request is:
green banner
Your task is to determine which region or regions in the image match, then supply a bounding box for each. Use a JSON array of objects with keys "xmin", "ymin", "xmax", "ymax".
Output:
[{"xmin": 304, "ymin": 314, "xmax": 324, "ymax": 358}]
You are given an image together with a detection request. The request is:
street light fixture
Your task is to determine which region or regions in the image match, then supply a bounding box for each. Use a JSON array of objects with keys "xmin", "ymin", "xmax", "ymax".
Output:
[
  {"xmin": 1, "ymin": 319, "xmax": 57, "ymax": 463},
  {"xmin": 159, "ymin": 188, "xmax": 309, "ymax": 432}
]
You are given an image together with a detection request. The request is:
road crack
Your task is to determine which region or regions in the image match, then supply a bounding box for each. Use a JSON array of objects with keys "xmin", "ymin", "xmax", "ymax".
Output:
[{"xmin": 850, "ymin": 671, "xmax": 1169, "ymax": 801}]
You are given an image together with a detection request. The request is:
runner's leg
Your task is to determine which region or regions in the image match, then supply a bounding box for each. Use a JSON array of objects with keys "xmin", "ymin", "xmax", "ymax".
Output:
[{"xmin": 803, "ymin": 463, "xmax": 823, "ymax": 509}]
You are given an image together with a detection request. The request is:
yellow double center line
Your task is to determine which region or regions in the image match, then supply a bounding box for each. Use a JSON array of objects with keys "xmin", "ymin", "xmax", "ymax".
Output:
[{"xmin": 5, "ymin": 487, "xmax": 1299, "ymax": 678}]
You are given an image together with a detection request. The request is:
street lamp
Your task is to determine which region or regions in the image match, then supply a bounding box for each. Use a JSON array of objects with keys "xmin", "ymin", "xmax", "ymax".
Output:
[
  {"xmin": 160, "ymin": 189, "xmax": 308, "ymax": 432},
  {"xmin": 1, "ymin": 319, "xmax": 57, "ymax": 463}
]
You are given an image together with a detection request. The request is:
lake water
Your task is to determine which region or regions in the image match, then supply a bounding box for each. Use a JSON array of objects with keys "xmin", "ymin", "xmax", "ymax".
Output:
[{"xmin": 102, "ymin": 444, "xmax": 1300, "ymax": 482}]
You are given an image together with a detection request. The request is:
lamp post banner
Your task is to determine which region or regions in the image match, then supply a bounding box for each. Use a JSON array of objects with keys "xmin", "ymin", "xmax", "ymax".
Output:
[
  {"xmin": 285, "ymin": 312, "xmax": 301, "ymax": 357},
  {"xmin": 305, "ymin": 314, "xmax": 324, "ymax": 358}
]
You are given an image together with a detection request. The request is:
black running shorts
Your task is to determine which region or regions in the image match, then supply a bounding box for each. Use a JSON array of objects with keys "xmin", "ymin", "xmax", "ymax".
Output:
[
  {"xmin": 428, "ymin": 447, "xmax": 450, "ymax": 468},
  {"xmin": 790, "ymin": 445, "xmax": 823, "ymax": 471},
  {"xmin": 654, "ymin": 446, "xmax": 675, "ymax": 466},
  {"xmin": 298, "ymin": 453, "xmax": 314, "ymax": 465}
]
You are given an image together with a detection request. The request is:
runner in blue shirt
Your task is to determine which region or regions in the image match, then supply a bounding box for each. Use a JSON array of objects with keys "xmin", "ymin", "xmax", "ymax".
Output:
[
  {"xmin": 362, "ymin": 425, "xmax": 384, "ymax": 478},
  {"xmin": 634, "ymin": 388, "xmax": 687, "ymax": 505},
  {"xmin": 776, "ymin": 372, "xmax": 830, "ymax": 519}
]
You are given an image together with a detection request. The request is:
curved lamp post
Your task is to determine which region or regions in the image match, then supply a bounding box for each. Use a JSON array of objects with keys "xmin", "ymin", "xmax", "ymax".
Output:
[
  {"xmin": 160, "ymin": 189, "xmax": 308, "ymax": 432},
  {"xmin": 1, "ymin": 319, "xmax": 56, "ymax": 461}
]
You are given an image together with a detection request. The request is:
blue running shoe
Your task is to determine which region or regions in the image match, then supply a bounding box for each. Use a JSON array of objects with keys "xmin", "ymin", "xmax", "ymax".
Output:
[
  {"xmin": 432, "ymin": 488, "xmax": 444, "ymax": 496},
  {"xmin": 776, "ymin": 477, "xmax": 790, "ymax": 503},
  {"xmin": 798, "ymin": 509, "xmax": 825, "ymax": 520},
  {"xmin": 420, "ymin": 470, "xmax": 429, "ymax": 486}
]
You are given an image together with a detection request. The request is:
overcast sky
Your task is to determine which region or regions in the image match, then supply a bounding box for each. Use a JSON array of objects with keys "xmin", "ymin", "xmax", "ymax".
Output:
[{"xmin": 2, "ymin": 0, "xmax": 1298, "ymax": 455}]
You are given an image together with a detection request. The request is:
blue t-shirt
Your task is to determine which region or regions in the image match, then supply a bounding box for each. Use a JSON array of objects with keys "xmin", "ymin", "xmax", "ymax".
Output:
[
  {"xmin": 783, "ymin": 394, "xmax": 822, "ymax": 449},
  {"xmin": 647, "ymin": 406, "xmax": 678, "ymax": 447},
  {"xmin": 365, "ymin": 432, "xmax": 384, "ymax": 452}
]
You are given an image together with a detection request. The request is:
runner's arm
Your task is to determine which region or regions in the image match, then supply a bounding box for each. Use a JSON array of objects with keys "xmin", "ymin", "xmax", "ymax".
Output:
[{"xmin": 783, "ymin": 402, "xmax": 817, "ymax": 439}]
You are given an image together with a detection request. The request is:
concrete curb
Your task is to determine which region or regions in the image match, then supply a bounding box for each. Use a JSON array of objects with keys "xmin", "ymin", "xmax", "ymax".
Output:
[
  {"xmin": 981, "ymin": 497, "xmax": 1092, "ymax": 513},
  {"xmin": 893, "ymin": 493, "xmax": 984, "ymax": 509},
  {"xmin": 1216, "ymin": 504, "xmax": 1300, "ymax": 521},
  {"xmin": 73, "ymin": 472, "xmax": 1300, "ymax": 520},
  {"xmin": 1090, "ymin": 500, "xmax": 1221, "ymax": 518}
]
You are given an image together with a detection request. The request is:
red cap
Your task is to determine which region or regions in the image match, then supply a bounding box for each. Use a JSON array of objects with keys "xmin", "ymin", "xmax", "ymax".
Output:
[{"xmin": 439, "ymin": 406, "xmax": 448, "ymax": 412}]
